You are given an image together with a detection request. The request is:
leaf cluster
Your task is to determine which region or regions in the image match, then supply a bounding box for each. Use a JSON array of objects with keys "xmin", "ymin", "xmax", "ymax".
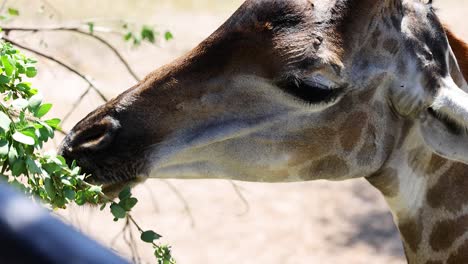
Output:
[{"xmin": 0, "ymin": 9, "xmax": 175, "ymax": 262}]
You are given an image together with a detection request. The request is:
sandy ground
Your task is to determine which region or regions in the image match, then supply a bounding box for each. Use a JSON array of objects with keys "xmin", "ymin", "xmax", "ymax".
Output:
[{"xmin": 7, "ymin": 0, "xmax": 467, "ymax": 263}]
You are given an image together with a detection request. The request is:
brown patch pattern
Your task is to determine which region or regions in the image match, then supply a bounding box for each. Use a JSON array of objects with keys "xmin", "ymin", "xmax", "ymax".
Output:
[
  {"xmin": 301, "ymin": 155, "xmax": 349, "ymax": 179},
  {"xmin": 356, "ymin": 124, "xmax": 377, "ymax": 166},
  {"xmin": 398, "ymin": 216, "xmax": 423, "ymax": 253},
  {"xmin": 382, "ymin": 38, "xmax": 400, "ymax": 54},
  {"xmin": 287, "ymin": 127, "xmax": 336, "ymax": 167},
  {"xmin": 339, "ymin": 111, "xmax": 368, "ymax": 152},
  {"xmin": 426, "ymin": 154, "xmax": 447, "ymax": 175},
  {"xmin": 427, "ymin": 163, "xmax": 468, "ymax": 213},
  {"xmin": 447, "ymin": 240, "xmax": 468, "ymax": 264},
  {"xmin": 425, "ymin": 261, "xmax": 443, "ymax": 264},
  {"xmin": 429, "ymin": 215, "xmax": 468, "ymax": 251}
]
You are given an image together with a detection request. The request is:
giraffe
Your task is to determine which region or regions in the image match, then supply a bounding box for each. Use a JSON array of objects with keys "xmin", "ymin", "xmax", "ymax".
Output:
[{"xmin": 59, "ymin": 0, "xmax": 468, "ymax": 262}]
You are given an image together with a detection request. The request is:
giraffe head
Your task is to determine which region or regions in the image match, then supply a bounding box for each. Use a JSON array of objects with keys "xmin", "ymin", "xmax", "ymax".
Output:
[{"xmin": 59, "ymin": 0, "xmax": 467, "ymax": 192}]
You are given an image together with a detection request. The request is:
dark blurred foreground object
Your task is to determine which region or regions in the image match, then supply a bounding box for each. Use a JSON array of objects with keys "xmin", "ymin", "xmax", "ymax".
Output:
[{"xmin": 0, "ymin": 183, "xmax": 129, "ymax": 264}]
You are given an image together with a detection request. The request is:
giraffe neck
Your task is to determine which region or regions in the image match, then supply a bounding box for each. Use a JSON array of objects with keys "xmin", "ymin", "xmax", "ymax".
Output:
[{"xmin": 368, "ymin": 140, "xmax": 468, "ymax": 263}]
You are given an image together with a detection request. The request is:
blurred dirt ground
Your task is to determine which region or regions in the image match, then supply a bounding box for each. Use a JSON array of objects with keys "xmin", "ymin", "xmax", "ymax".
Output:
[{"xmin": 8, "ymin": 0, "xmax": 467, "ymax": 263}]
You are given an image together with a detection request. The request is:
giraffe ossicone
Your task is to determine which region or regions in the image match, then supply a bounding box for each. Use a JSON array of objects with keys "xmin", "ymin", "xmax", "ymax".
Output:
[{"xmin": 59, "ymin": 0, "xmax": 468, "ymax": 263}]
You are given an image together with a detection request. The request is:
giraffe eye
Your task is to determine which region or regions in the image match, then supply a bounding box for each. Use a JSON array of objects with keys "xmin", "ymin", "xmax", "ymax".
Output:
[{"xmin": 277, "ymin": 75, "xmax": 343, "ymax": 104}]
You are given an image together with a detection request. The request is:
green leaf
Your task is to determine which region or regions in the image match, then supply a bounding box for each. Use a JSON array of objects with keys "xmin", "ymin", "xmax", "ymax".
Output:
[
  {"xmin": 28, "ymin": 93, "xmax": 43, "ymax": 110},
  {"xmin": 35, "ymin": 103, "xmax": 52, "ymax": 118},
  {"xmin": 11, "ymin": 159, "xmax": 26, "ymax": 176},
  {"xmin": 75, "ymin": 191, "xmax": 86, "ymax": 205},
  {"xmin": 87, "ymin": 22, "xmax": 94, "ymax": 34},
  {"xmin": 118, "ymin": 186, "xmax": 131, "ymax": 200},
  {"xmin": 0, "ymin": 140, "xmax": 8, "ymax": 156},
  {"xmin": 1, "ymin": 56, "xmax": 14, "ymax": 76},
  {"xmin": 44, "ymin": 178, "xmax": 56, "ymax": 200},
  {"xmin": 119, "ymin": 197, "xmax": 138, "ymax": 211},
  {"xmin": 45, "ymin": 118, "xmax": 61, "ymax": 129},
  {"xmin": 12, "ymin": 98, "xmax": 28, "ymax": 109},
  {"xmin": 19, "ymin": 128, "xmax": 37, "ymax": 142},
  {"xmin": 99, "ymin": 203, "xmax": 107, "ymax": 211},
  {"xmin": 63, "ymin": 188, "xmax": 76, "ymax": 200},
  {"xmin": 61, "ymin": 178, "xmax": 72, "ymax": 186},
  {"xmin": 141, "ymin": 26, "xmax": 155, "ymax": 43},
  {"xmin": 0, "ymin": 74, "xmax": 10, "ymax": 84},
  {"xmin": 88, "ymin": 185, "xmax": 102, "ymax": 193},
  {"xmin": 26, "ymin": 158, "xmax": 42, "ymax": 174},
  {"xmin": 12, "ymin": 132, "xmax": 35, "ymax": 145},
  {"xmin": 0, "ymin": 112, "xmax": 11, "ymax": 132},
  {"xmin": 7, "ymin": 8, "xmax": 19, "ymax": 16},
  {"xmin": 124, "ymin": 32, "xmax": 133, "ymax": 41},
  {"xmin": 110, "ymin": 203, "xmax": 127, "ymax": 219},
  {"xmin": 41, "ymin": 162, "xmax": 61, "ymax": 174},
  {"xmin": 8, "ymin": 146, "xmax": 17, "ymax": 160},
  {"xmin": 38, "ymin": 125, "xmax": 53, "ymax": 142},
  {"xmin": 141, "ymin": 230, "xmax": 162, "ymax": 243},
  {"xmin": 26, "ymin": 66, "xmax": 37, "ymax": 78},
  {"xmin": 164, "ymin": 31, "xmax": 173, "ymax": 41}
]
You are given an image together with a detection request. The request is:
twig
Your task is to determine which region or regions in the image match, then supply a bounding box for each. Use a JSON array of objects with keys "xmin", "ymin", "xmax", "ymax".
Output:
[
  {"xmin": 61, "ymin": 84, "xmax": 92, "ymax": 124},
  {"xmin": 162, "ymin": 180, "xmax": 196, "ymax": 228},
  {"xmin": 228, "ymin": 180, "xmax": 250, "ymax": 216},
  {"xmin": 2, "ymin": 36, "xmax": 109, "ymax": 102},
  {"xmin": 144, "ymin": 184, "xmax": 160, "ymax": 214},
  {"xmin": 1, "ymin": 100, "xmax": 68, "ymax": 137},
  {"xmin": 3, "ymin": 26, "xmax": 141, "ymax": 81}
]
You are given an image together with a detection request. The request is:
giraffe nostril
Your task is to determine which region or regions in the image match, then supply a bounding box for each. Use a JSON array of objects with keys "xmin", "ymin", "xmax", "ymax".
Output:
[{"xmin": 67, "ymin": 116, "xmax": 121, "ymax": 153}]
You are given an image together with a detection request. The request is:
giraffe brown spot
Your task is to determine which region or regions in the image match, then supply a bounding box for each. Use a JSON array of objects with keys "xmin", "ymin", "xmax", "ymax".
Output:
[
  {"xmin": 398, "ymin": 216, "xmax": 423, "ymax": 252},
  {"xmin": 358, "ymin": 87, "xmax": 377, "ymax": 103},
  {"xmin": 366, "ymin": 167, "xmax": 399, "ymax": 197},
  {"xmin": 426, "ymin": 154, "xmax": 447, "ymax": 175},
  {"xmin": 407, "ymin": 147, "xmax": 427, "ymax": 173},
  {"xmin": 425, "ymin": 261, "xmax": 443, "ymax": 264},
  {"xmin": 288, "ymin": 127, "xmax": 336, "ymax": 167},
  {"xmin": 383, "ymin": 38, "xmax": 400, "ymax": 54},
  {"xmin": 356, "ymin": 124, "xmax": 377, "ymax": 166},
  {"xmin": 429, "ymin": 215, "xmax": 468, "ymax": 251},
  {"xmin": 301, "ymin": 155, "xmax": 349, "ymax": 179},
  {"xmin": 447, "ymin": 240, "xmax": 468, "ymax": 264},
  {"xmin": 427, "ymin": 162, "xmax": 468, "ymax": 213},
  {"xmin": 339, "ymin": 111, "xmax": 368, "ymax": 152}
]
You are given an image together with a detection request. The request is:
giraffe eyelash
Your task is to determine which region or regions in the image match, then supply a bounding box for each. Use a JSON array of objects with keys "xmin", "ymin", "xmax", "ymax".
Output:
[{"xmin": 277, "ymin": 75, "xmax": 344, "ymax": 105}]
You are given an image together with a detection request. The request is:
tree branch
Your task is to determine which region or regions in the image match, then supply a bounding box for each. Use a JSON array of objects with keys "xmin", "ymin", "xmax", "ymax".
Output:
[
  {"xmin": 2, "ymin": 26, "xmax": 141, "ymax": 81},
  {"xmin": 61, "ymin": 85, "xmax": 92, "ymax": 124},
  {"xmin": 228, "ymin": 180, "xmax": 250, "ymax": 216},
  {"xmin": 3, "ymin": 36, "xmax": 109, "ymax": 102},
  {"xmin": 162, "ymin": 180, "xmax": 196, "ymax": 228}
]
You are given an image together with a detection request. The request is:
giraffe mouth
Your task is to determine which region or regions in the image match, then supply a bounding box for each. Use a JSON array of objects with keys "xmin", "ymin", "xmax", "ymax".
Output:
[{"xmin": 100, "ymin": 177, "xmax": 145, "ymax": 199}]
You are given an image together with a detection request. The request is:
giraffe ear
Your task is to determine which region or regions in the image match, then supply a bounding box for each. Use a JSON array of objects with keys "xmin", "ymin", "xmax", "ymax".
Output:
[
  {"xmin": 444, "ymin": 26, "xmax": 468, "ymax": 87},
  {"xmin": 420, "ymin": 77, "xmax": 468, "ymax": 165}
]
